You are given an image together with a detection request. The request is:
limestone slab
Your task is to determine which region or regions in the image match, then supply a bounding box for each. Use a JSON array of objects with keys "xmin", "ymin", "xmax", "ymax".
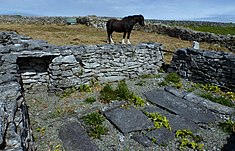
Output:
[
  {"xmin": 144, "ymin": 90, "xmax": 216, "ymax": 123},
  {"xmin": 104, "ymin": 106, "xmax": 153, "ymax": 134},
  {"xmin": 59, "ymin": 121, "xmax": 100, "ymax": 151}
]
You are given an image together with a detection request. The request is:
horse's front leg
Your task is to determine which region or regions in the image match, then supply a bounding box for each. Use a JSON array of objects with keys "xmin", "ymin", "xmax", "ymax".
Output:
[
  {"xmin": 127, "ymin": 31, "xmax": 131, "ymax": 44},
  {"xmin": 107, "ymin": 32, "xmax": 114, "ymax": 44},
  {"xmin": 122, "ymin": 32, "xmax": 126, "ymax": 44}
]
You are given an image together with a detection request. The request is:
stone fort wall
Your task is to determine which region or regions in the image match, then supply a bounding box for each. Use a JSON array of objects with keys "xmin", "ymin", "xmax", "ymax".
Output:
[
  {"xmin": 0, "ymin": 31, "xmax": 164, "ymax": 150},
  {"xmin": 1, "ymin": 19, "xmax": 235, "ymax": 149},
  {"xmin": 169, "ymin": 48, "xmax": 235, "ymax": 91}
]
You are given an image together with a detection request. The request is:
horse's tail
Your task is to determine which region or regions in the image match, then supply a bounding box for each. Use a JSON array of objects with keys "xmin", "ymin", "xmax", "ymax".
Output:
[{"xmin": 106, "ymin": 19, "xmax": 112, "ymax": 32}]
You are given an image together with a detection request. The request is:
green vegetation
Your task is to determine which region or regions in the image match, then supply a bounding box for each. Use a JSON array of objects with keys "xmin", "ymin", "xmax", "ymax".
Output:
[
  {"xmin": 129, "ymin": 93, "xmax": 145, "ymax": 107},
  {"xmin": 116, "ymin": 80, "xmax": 131, "ymax": 101},
  {"xmin": 52, "ymin": 144, "xmax": 62, "ymax": 151},
  {"xmin": 84, "ymin": 97, "xmax": 96, "ymax": 104},
  {"xmin": 144, "ymin": 111, "xmax": 171, "ymax": 131},
  {"xmin": 159, "ymin": 72, "xmax": 183, "ymax": 88},
  {"xmin": 99, "ymin": 80, "xmax": 145, "ymax": 107},
  {"xmin": 99, "ymin": 83, "xmax": 117, "ymax": 103},
  {"xmin": 176, "ymin": 129, "xmax": 204, "ymax": 151},
  {"xmin": 151, "ymin": 137, "xmax": 157, "ymax": 143},
  {"xmin": 81, "ymin": 112, "xmax": 108, "ymax": 139},
  {"xmin": 140, "ymin": 74, "xmax": 161, "ymax": 79},
  {"xmin": 50, "ymin": 106, "xmax": 76, "ymax": 118},
  {"xmin": 60, "ymin": 86, "xmax": 77, "ymax": 98},
  {"xmin": 185, "ymin": 25, "xmax": 235, "ymax": 35},
  {"xmin": 36, "ymin": 127, "xmax": 46, "ymax": 135},
  {"xmin": 79, "ymin": 84, "xmax": 92, "ymax": 93},
  {"xmin": 187, "ymin": 83, "xmax": 235, "ymax": 107},
  {"xmin": 219, "ymin": 118, "xmax": 235, "ymax": 134},
  {"xmin": 135, "ymin": 80, "xmax": 146, "ymax": 86},
  {"xmin": 199, "ymin": 93, "xmax": 234, "ymax": 107}
]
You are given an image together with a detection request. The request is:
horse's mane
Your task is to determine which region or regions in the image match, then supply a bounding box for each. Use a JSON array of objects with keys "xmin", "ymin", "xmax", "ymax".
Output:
[{"xmin": 122, "ymin": 15, "xmax": 143, "ymax": 20}]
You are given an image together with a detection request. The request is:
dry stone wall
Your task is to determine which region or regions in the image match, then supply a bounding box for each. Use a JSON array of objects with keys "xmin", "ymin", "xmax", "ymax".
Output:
[
  {"xmin": 169, "ymin": 48, "xmax": 235, "ymax": 91},
  {"xmin": 0, "ymin": 15, "xmax": 67, "ymax": 24},
  {"xmin": 9, "ymin": 40, "xmax": 164, "ymax": 92},
  {"xmin": 1, "ymin": 31, "xmax": 164, "ymax": 150},
  {"xmin": 0, "ymin": 15, "xmax": 234, "ymax": 51},
  {"xmin": 76, "ymin": 16, "xmax": 235, "ymax": 51},
  {"xmin": 48, "ymin": 43, "xmax": 163, "ymax": 92},
  {"xmin": 0, "ymin": 31, "xmax": 164, "ymax": 150},
  {"xmin": 0, "ymin": 33, "xmax": 35, "ymax": 150}
]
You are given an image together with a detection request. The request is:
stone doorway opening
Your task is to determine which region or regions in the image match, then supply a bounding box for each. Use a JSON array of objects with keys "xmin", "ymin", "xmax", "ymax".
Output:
[{"xmin": 17, "ymin": 56, "xmax": 54, "ymax": 93}]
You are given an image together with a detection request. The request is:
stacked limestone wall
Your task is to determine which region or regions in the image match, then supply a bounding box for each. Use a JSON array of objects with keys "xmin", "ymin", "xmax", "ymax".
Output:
[
  {"xmin": 13, "ymin": 43, "xmax": 164, "ymax": 92},
  {"xmin": 48, "ymin": 43, "xmax": 163, "ymax": 91},
  {"xmin": 0, "ymin": 31, "xmax": 164, "ymax": 150},
  {"xmin": 0, "ymin": 33, "xmax": 35, "ymax": 150},
  {"xmin": 169, "ymin": 48, "xmax": 235, "ymax": 91}
]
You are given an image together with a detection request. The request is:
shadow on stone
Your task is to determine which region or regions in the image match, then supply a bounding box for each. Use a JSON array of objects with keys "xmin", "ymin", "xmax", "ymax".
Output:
[{"xmin": 221, "ymin": 133, "xmax": 235, "ymax": 151}]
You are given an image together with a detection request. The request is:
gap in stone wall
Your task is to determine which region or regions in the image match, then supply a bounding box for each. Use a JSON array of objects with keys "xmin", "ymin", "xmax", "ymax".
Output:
[{"xmin": 17, "ymin": 56, "xmax": 54, "ymax": 93}]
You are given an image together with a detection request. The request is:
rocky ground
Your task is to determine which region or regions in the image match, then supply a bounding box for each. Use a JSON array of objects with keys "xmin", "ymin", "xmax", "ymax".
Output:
[{"xmin": 24, "ymin": 74, "xmax": 235, "ymax": 151}]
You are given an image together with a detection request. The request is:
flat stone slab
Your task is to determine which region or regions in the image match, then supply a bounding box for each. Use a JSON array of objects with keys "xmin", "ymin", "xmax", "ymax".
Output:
[
  {"xmin": 131, "ymin": 133, "xmax": 155, "ymax": 147},
  {"xmin": 144, "ymin": 90, "xmax": 216, "ymax": 123},
  {"xmin": 143, "ymin": 106, "xmax": 199, "ymax": 132},
  {"xmin": 59, "ymin": 121, "xmax": 100, "ymax": 151},
  {"xmin": 166, "ymin": 87, "xmax": 235, "ymax": 115},
  {"xmin": 184, "ymin": 92, "xmax": 235, "ymax": 115},
  {"xmin": 146, "ymin": 128, "xmax": 175, "ymax": 145},
  {"xmin": 104, "ymin": 106, "xmax": 153, "ymax": 134}
]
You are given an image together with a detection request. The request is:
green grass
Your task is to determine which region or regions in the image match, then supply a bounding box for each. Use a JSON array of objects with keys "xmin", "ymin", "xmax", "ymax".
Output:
[
  {"xmin": 186, "ymin": 25, "xmax": 235, "ymax": 35},
  {"xmin": 219, "ymin": 118, "xmax": 235, "ymax": 134},
  {"xmin": 144, "ymin": 111, "xmax": 172, "ymax": 131},
  {"xmin": 99, "ymin": 84, "xmax": 117, "ymax": 103},
  {"xmin": 81, "ymin": 112, "xmax": 108, "ymax": 139},
  {"xmin": 176, "ymin": 129, "xmax": 204, "ymax": 151},
  {"xmin": 84, "ymin": 97, "xmax": 96, "ymax": 104},
  {"xmin": 99, "ymin": 80, "xmax": 145, "ymax": 106},
  {"xmin": 199, "ymin": 93, "xmax": 234, "ymax": 107},
  {"xmin": 159, "ymin": 72, "xmax": 183, "ymax": 89}
]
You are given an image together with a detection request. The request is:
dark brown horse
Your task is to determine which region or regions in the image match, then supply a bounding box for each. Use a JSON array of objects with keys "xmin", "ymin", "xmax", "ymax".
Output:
[{"xmin": 106, "ymin": 15, "xmax": 145, "ymax": 44}]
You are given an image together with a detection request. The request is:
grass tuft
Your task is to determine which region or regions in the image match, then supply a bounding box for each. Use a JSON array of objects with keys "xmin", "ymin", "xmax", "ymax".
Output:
[{"xmin": 81, "ymin": 112, "xmax": 108, "ymax": 139}]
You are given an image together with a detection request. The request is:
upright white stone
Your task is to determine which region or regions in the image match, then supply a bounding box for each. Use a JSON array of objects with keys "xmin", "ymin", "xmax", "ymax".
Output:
[{"xmin": 192, "ymin": 41, "xmax": 200, "ymax": 50}]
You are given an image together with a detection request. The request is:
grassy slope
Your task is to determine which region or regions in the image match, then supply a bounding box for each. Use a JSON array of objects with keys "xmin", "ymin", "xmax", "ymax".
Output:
[
  {"xmin": 0, "ymin": 23, "xmax": 230, "ymax": 63},
  {"xmin": 186, "ymin": 25, "xmax": 235, "ymax": 35}
]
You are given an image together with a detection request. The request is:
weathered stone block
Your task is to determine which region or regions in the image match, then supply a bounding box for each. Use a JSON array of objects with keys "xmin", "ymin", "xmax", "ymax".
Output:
[
  {"xmin": 59, "ymin": 121, "xmax": 100, "ymax": 151},
  {"xmin": 144, "ymin": 90, "xmax": 216, "ymax": 123},
  {"xmin": 104, "ymin": 106, "xmax": 153, "ymax": 134}
]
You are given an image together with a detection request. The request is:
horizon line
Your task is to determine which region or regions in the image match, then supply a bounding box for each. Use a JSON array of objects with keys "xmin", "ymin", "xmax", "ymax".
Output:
[{"xmin": 0, "ymin": 13, "xmax": 235, "ymax": 24}]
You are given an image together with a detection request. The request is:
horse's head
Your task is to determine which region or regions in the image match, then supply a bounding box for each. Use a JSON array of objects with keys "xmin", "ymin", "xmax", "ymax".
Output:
[{"xmin": 137, "ymin": 15, "xmax": 145, "ymax": 26}]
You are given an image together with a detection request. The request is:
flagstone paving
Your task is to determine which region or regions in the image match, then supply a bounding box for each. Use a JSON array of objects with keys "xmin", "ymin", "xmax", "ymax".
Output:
[{"xmin": 59, "ymin": 88, "xmax": 235, "ymax": 150}]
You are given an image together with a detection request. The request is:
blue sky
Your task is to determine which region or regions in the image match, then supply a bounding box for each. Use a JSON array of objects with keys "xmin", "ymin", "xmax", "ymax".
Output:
[{"xmin": 1, "ymin": 0, "xmax": 235, "ymax": 22}]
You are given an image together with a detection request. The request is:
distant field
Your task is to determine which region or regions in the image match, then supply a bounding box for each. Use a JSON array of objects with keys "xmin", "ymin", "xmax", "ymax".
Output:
[
  {"xmin": 0, "ymin": 23, "xmax": 231, "ymax": 63},
  {"xmin": 185, "ymin": 25, "xmax": 235, "ymax": 35}
]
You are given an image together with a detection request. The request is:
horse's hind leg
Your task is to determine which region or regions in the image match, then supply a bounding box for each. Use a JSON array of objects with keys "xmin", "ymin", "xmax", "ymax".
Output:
[
  {"xmin": 127, "ymin": 32, "xmax": 131, "ymax": 44},
  {"xmin": 122, "ymin": 32, "xmax": 126, "ymax": 44},
  {"xmin": 110, "ymin": 34, "xmax": 114, "ymax": 44}
]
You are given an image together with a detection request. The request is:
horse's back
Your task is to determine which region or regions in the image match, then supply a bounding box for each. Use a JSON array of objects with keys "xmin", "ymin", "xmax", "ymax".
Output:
[
  {"xmin": 106, "ymin": 19, "xmax": 119, "ymax": 31},
  {"xmin": 106, "ymin": 19, "xmax": 118, "ymax": 25}
]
